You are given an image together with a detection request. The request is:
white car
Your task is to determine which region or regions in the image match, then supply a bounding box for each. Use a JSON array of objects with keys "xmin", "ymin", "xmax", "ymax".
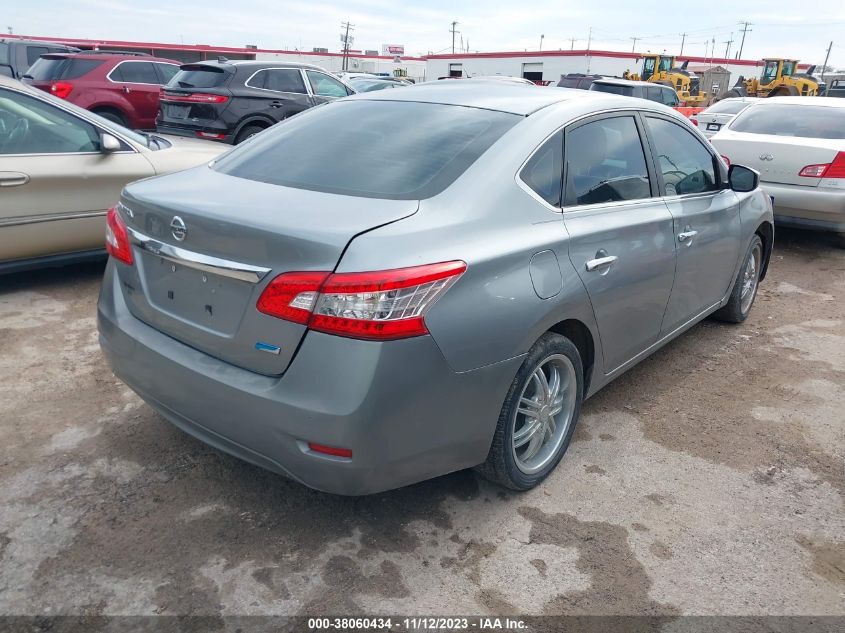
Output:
[
  {"xmin": 692, "ymin": 97, "xmax": 759, "ymax": 138},
  {"xmin": 711, "ymin": 97, "xmax": 845, "ymax": 244}
]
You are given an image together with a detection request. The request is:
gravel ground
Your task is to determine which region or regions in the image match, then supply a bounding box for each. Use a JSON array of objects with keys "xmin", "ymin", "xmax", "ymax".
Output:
[{"xmin": 0, "ymin": 227, "xmax": 843, "ymax": 618}]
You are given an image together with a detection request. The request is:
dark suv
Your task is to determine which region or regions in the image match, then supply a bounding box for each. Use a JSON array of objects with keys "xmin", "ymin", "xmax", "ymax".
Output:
[
  {"xmin": 0, "ymin": 38, "xmax": 78, "ymax": 79},
  {"xmin": 25, "ymin": 51, "xmax": 181, "ymax": 129},
  {"xmin": 556, "ymin": 73, "xmax": 606, "ymax": 90},
  {"xmin": 156, "ymin": 60, "xmax": 355, "ymax": 144},
  {"xmin": 589, "ymin": 78, "xmax": 679, "ymax": 107}
]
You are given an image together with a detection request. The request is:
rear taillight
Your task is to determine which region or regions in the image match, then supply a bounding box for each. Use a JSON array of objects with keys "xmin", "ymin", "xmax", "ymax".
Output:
[
  {"xmin": 105, "ymin": 206, "xmax": 133, "ymax": 265},
  {"xmin": 50, "ymin": 81, "xmax": 73, "ymax": 99},
  {"xmin": 800, "ymin": 152, "xmax": 845, "ymax": 179},
  {"xmin": 307, "ymin": 443, "xmax": 352, "ymax": 458},
  {"xmin": 195, "ymin": 131, "xmax": 227, "ymax": 140},
  {"xmin": 690, "ymin": 117, "xmax": 698, "ymax": 126},
  {"xmin": 720, "ymin": 155, "xmax": 731, "ymax": 167},
  {"xmin": 257, "ymin": 261, "xmax": 467, "ymax": 340},
  {"xmin": 159, "ymin": 88, "xmax": 229, "ymax": 104}
]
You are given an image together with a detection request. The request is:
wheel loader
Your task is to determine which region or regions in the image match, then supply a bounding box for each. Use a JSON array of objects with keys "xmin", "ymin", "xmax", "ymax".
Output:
[
  {"xmin": 623, "ymin": 54, "xmax": 707, "ymax": 106},
  {"xmin": 725, "ymin": 59, "xmax": 820, "ymax": 97}
]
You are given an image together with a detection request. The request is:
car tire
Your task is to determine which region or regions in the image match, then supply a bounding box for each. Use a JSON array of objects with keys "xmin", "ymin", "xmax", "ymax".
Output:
[
  {"xmin": 234, "ymin": 124, "xmax": 266, "ymax": 144},
  {"xmin": 832, "ymin": 234, "xmax": 845, "ymax": 250},
  {"xmin": 93, "ymin": 109, "xmax": 128, "ymax": 127},
  {"xmin": 712, "ymin": 234, "xmax": 763, "ymax": 323},
  {"xmin": 476, "ymin": 332, "xmax": 584, "ymax": 491}
]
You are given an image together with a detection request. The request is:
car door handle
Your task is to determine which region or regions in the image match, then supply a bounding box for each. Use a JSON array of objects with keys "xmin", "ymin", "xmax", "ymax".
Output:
[
  {"xmin": 678, "ymin": 229, "xmax": 698, "ymax": 243},
  {"xmin": 585, "ymin": 255, "xmax": 618, "ymax": 271},
  {"xmin": 0, "ymin": 172, "xmax": 30, "ymax": 187},
  {"xmin": 269, "ymin": 101, "xmax": 284, "ymax": 108}
]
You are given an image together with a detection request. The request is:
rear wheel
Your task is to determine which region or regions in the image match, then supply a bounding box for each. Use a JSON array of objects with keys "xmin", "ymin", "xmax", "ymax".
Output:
[
  {"xmin": 713, "ymin": 235, "xmax": 763, "ymax": 323},
  {"xmin": 234, "ymin": 124, "xmax": 266, "ymax": 144},
  {"xmin": 92, "ymin": 108, "xmax": 128, "ymax": 128},
  {"xmin": 476, "ymin": 333, "xmax": 583, "ymax": 490}
]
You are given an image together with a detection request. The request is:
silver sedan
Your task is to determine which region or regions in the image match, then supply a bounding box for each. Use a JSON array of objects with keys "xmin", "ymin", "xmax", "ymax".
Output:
[
  {"xmin": 98, "ymin": 84, "xmax": 773, "ymax": 494},
  {"xmin": 712, "ymin": 96, "xmax": 845, "ymax": 244}
]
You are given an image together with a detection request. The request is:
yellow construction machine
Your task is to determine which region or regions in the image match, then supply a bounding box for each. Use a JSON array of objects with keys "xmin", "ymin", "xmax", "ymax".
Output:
[
  {"xmin": 624, "ymin": 54, "xmax": 706, "ymax": 106},
  {"xmin": 725, "ymin": 59, "xmax": 820, "ymax": 97}
]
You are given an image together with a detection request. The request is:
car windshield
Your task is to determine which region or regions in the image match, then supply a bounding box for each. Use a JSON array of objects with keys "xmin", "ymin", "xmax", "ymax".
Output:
[
  {"xmin": 704, "ymin": 100, "xmax": 753, "ymax": 115},
  {"xmin": 590, "ymin": 83, "xmax": 632, "ymax": 96},
  {"xmin": 214, "ymin": 100, "xmax": 519, "ymax": 200},
  {"xmin": 168, "ymin": 66, "xmax": 228, "ymax": 88},
  {"xmin": 730, "ymin": 104, "xmax": 845, "ymax": 139}
]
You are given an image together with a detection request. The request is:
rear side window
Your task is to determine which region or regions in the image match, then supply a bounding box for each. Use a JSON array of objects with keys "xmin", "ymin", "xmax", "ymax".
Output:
[
  {"xmin": 26, "ymin": 46, "xmax": 49, "ymax": 66},
  {"xmin": 564, "ymin": 116, "xmax": 651, "ymax": 206},
  {"xmin": 660, "ymin": 88, "xmax": 679, "ymax": 107},
  {"xmin": 155, "ymin": 63, "xmax": 179, "ymax": 84},
  {"xmin": 730, "ymin": 104, "xmax": 845, "ymax": 139},
  {"xmin": 0, "ymin": 43, "xmax": 8, "ymax": 66},
  {"xmin": 26, "ymin": 58, "xmax": 103, "ymax": 80},
  {"xmin": 520, "ymin": 131, "xmax": 563, "ymax": 206},
  {"xmin": 590, "ymin": 83, "xmax": 631, "ymax": 97},
  {"xmin": 645, "ymin": 86, "xmax": 663, "ymax": 103},
  {"xmin": 110, "ymin": 61, "xmax": 158, "ymax": 84},
  {"xmin": 248, "ymin": 68, "xmax": 307, "ymax": 94},
  {"xmin": 214, "ymin": 100, "xmax": 519, "ymax": 200},
  {"xmin": 168, "ymin": 66, "xmax": 228, "ymax": 88},
  {"xmin": 645, "ymin": 117, "xmax": 718, "ymax": 195}
]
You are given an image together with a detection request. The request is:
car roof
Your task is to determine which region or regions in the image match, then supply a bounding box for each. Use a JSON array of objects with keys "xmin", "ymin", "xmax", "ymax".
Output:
[
  {"xmin": 592, "ymin": 77, "xmax": 658, "ymax": 88},
  {"xmin": 40, "ymin": 51, "xmax": 179, "ymax": 63},
  {"xmin": 188, "ymin": 59, "xmax": 325, "ymax": 71},
  {"xmin": 745, "ymin": 96, "xmax": 845, "ymax": 108},
  {"xmin": 346, "ymin": 81, "xmax": 639, "ymax": 115}
]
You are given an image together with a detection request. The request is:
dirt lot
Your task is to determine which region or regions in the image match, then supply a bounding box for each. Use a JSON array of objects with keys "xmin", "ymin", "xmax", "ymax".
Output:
[{"xmin": 1, "ymin": 228, "xmax": 843, "ymax": 618}]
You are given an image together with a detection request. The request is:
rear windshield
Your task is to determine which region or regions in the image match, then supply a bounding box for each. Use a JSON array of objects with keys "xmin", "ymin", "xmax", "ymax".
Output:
[
  {"xmin": 213, "ymin": 100, "xmax": 519, "ymax": 200},
  {"xmin": 0, "ymin": 43, "xmax": 8, "ymax": 66},
  {"xmin": 704, "ymin": 100, "xmax": 752, "ymax": 115},
  {"xmin": 730, "ymin": 104, "xmax": 845, "ymax": 139},
  {"xmin": 559, "ymin": 78, "xmax": 582, "ymax": 88},
  {"xmin": 590, "ymin": 83, "xmax": 632, "ymax": 96},
  {"xmin": 167, "ymin": 66, "xmax": 228, "ymax": 89},
  {"xmin": 26, "ymin": 58, "xmax": 103, "ymax": 80}
]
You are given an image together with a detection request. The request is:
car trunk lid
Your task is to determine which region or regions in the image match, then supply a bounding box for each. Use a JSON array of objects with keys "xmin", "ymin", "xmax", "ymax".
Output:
[
  {"xmin": 712, "ymin": 130, "xmax": 843, "ymax": 187},
  {"xmin": 115, "ymin": 166, "xmax": 418, "ymax": 375}
]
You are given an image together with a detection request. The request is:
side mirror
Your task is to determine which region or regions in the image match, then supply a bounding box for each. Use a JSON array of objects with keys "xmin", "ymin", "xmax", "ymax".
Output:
[
  {"xmin": 728, "ymin": 164, "xmax": 759, "ymax": 193},
  {"xmin": 100, "ymin": 132, "xmax": 122, "ymax": 154}
]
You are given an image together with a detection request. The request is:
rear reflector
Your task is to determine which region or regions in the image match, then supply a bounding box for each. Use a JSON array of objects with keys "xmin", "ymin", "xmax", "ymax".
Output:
[
  {"xmin": 690, "ymin": 117, "xmax": 698, "ymax": 126},
  {"xmin": 257, "ymin": 261, "xmax": 467, "ymax": 340},
  {"xmin": 50, "ymin": 81, "xmax": 73, "ymax": 99},
  {"xmin": 801, "ymin": 151, "xmax": 845, "ymax": 179},
  {"xmin": 196, "ymin": 131, "xmax": 227, "ymax": 140},
  {"xmin": 160, "ymin": 89, "xmax": 229, "ymax": 104},
  {"xmin": 105, "ymin": 206, "xmax": 133, "ymax": 265},
  {"xmin": 307, "ymin": 442, "xmax": 353, "ymax": 458}
]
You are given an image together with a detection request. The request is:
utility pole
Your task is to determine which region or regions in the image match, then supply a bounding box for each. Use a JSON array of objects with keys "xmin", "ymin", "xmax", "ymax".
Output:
[
  {"xmin": 340, "ymin": 21, "xmax": 354, "ymax": 71},
  {"xmin": 587, "ymin": 26, "xmax": 592, "ymax": 51},
  {"xmin": 450, "ymin": 21, "xmax": 459, "ymax": 54},
  {"xmin": 568, "ymin": 37, "xmax": 576, "ymax": 50},
  {"xmin": 821, "ymin": 41, "xmax": 833, "ymax": 81},
  {"xmin": 737, "ymin": 21, "xmax": 752, "ymax": 60},
  {"xmin": 539, "ymin": 34, "xmax": 544, "ymax": 51},
  {"xmin": 630, "ymin": 37, "xmax": 639, "ymax": 53},
  {"xmin": 723, "ymin": 34, "xmax": 734, "ymax": 60},
  {"xmin": 679, "ymin": 32, "xmax": 686, "ymax": 56}
]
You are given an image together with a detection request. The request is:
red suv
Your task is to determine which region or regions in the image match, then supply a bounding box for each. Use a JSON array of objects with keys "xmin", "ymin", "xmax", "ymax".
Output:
[{"xmin": 24, "ymin": 51, "xmax": 180, "ymax": 130}]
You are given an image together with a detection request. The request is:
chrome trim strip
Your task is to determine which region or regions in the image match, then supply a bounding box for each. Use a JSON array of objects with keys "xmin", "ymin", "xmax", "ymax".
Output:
[
  {"xmin": 126, "ymin": 227, "xmax": 271, "ymax": 284},
  {"xmin": 0, "ymin": 209, "xmax": 106, "ymax": 228}
]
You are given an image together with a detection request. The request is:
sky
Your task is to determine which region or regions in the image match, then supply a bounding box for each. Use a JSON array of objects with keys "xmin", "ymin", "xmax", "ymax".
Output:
[{"xmin": 6, "ymin": 0, "xmax": 845, "ymax": 69}]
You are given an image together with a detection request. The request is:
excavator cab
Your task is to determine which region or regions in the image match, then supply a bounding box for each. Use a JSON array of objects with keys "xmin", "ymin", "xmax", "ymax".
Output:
[
  {"xmin": 641, "ymin": 56, "xmax": 657, "ymax": 81},
  {"xmin": 658, "ymin": 56, "xmax": 675, "ymax": 73}
]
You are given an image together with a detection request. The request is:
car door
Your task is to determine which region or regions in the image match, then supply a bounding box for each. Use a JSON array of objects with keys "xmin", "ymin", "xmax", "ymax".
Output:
[
  {"xmin": 562, "ymin": 113, "xmax": 677, "ymax": 373},
  {"xmin": 0, "ymin": 86, "xmax": 154, "ymax": 264},
  {"xmin": 107, "ymin": 61, "xmax": 161, "ymax": 128},
  {"xmin": 245, "ymin": 68, "xmax": 313, "ymax": 122},
  {"xmin": 305, "ymin": 70, "xmax": 354, "ymax": 104},
  {"xmin": 642, "ymin": 114, "xmax": 741, "ymax": 334}
]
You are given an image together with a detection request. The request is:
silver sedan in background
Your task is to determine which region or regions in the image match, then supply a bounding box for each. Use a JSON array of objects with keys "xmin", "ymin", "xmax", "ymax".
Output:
[
  {"xmin": 692, "ymin": 96, "xmax": 760, "ymax": 138},
  {"xmin": 98, "ymin": 84, "xmax": 773, "ymax": 494},
  {"xmin": 712, "ymin": 97, "xmax": 845, "ymax": 244}
]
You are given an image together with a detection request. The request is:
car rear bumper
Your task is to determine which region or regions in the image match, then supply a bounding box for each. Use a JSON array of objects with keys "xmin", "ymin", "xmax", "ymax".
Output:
[
  {"xmin": 761, "ymin": 181, "xmax": 845, "ymax": 233},
  {"xmin": 97, "ymin": 261, "xmax": 520, "ymax": 495},
  {"xmin": 155, "ymin": 122, "xmax": 235, "ymax": 144}
]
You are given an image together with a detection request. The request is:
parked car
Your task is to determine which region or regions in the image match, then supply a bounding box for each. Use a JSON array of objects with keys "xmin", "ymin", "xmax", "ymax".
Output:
[
  {"xmin": 24, "ymin": 51, "xmax": 180, "ymax": 129},
  {"xmin": 348, "ymin": 77, "xmax": 406, "ymax": 92},
  {"xmin": 712, "ymin": 97, "xmax": 845, "ymax": 245},
  {"xmin": 98, "ymin": 83, "xmax": 772, "ymax": 495},
  {"xmin": 691, "ymin": 97, "xmax": 759, "ymax": 138},
  {"xmin": 0, "ymin": 75, "xmax": 226, "ymax": 274},
  {"xmin": 824, "ymin": 79, "xmax": 845, "ymax": 98},
  {"xmin": 557, "ymin": 73, "xmax": 606, "ymax": 90},
  {"xmin": 156, "ymin": 60, "xmax": 355, "ymax": 144},
  {"xmin": 590, "ymin": 77, "xmax": 679, "ymax": 106},
  {"xmin": 0, "ymin": 38, "xmax": 78, "ymax": 79}
]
